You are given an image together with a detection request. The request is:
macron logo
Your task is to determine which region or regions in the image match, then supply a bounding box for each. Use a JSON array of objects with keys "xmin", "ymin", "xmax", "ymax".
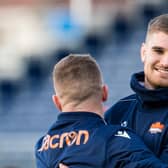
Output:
[{"xmin": 115, "ymin": 130, "xmax": 131, "ymax": 139}]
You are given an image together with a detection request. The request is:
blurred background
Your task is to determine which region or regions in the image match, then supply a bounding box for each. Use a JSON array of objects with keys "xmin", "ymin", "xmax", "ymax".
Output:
[{"xmin": 0, "ymin": 0, "xmax": 167, "ymax": 167}]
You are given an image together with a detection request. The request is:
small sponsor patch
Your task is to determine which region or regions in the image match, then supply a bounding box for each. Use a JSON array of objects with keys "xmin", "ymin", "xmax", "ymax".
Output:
[
  {"xmin": 149, "ymin": 122, "xmax": 165, "ymax": 134},
  {"xmin": 115, "ymin": 130, "xmax": 131, "ymax": 139},
  {"xmin": 121, "ymin": 121, "xmax": 128, "ymax": 127}
]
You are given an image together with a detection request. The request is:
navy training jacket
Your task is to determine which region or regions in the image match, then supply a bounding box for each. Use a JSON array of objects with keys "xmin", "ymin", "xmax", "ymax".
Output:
[
  {"xmin": 105, "ymin": 71, "xmax": 168, "ymax": 164},
  {"xmin": 35, "ymin": 111, "xmax": 168, "ymax": 168}
]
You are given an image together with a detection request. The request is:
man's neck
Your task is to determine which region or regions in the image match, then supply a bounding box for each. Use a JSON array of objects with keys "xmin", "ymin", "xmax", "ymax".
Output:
[{"xmin": 61, "ymin": 100, "xmax": 104, "ymax": 117}]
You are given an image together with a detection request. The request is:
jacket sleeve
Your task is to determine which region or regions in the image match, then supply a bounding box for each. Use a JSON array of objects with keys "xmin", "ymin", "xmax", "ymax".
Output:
[
  {"xmin": 106, "ymin": 128, "xmax": 168, "ymax": 168},
  {"xmin": 35, "ymin": 136, "xmax": 49, "ymax": 168},
  {"xmin": 35, "ymin": 154, "xmax": 49, "ymax": 168}
]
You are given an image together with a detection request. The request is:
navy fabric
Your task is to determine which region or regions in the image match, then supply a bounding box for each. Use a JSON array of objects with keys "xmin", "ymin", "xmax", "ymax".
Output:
[
  {"xmin": 35, "ymin": 112, "xmax": 168, "ymax": 168},
  {"xmin": 105, "ymin": 71, "xmax": 168, "ymax": 164}
]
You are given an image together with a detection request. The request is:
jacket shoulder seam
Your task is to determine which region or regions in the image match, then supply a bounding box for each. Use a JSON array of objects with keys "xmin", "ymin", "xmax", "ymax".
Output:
[{"xmin": 119, "ymin": 98, "xmax": 136, "ymax": 102}]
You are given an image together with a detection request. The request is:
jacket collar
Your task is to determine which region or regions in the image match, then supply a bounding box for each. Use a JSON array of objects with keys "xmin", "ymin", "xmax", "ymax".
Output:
[
  {"xmin": 49, "ymin": 112, "xmax": 105, "ymax": 131},
  {"xmin": 130, "ymin": 71, "xmax": 168, "ymax": 105},
  {"xmin": 57, "ymin": 111, "xmax": 103, "ymax": 121}
]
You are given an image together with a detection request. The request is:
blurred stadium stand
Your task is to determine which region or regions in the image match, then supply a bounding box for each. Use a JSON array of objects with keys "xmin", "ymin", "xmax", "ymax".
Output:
[{"xmin": 0, "ymin": 0, "xmax": 167, "ymax": 167}]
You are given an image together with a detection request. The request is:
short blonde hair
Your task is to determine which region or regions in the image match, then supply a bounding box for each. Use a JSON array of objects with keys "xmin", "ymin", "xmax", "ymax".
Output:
[
  {"xmin": 53, "ymin": 54, "xmax": 103, "ymax": 105},
  {"xmin": 146, "ymin": 14, "xmax": 168, "ymax": 41}
]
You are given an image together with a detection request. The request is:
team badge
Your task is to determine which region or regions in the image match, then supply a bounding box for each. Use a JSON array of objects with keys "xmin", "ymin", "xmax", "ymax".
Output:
[{"xmin": 149, "ymin": 122, "xmax": 165, "ymax": 134}]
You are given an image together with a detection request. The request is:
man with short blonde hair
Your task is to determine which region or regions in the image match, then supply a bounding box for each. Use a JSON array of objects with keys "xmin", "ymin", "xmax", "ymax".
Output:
[
  {"xmin": 53, "ymin": 54, "xmax": 104, "ymax": 109},
  {"xmin": 35, "ymin": 54, "xmax": 168, "ymax": 168}
]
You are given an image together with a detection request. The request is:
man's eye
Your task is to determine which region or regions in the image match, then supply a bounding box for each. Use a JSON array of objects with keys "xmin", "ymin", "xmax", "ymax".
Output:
[{"xmin": 154, "ymin": 49, "xmax": 164, "ymax": 54}]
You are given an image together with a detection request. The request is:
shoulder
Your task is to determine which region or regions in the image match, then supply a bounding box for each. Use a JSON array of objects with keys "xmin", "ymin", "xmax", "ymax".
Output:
[
  {"xmin": 111, "ymin": 94, "xmax": 137, "ymax": 112},
  {"xmin": 119, "ymin": 94, "xmax": 137, "ymax": 101},
  {"xmin": 104, "ymin": 94, "xmax": 137, "ymax": 124},
  {"xmin": 110, "ymin": 94, "xmax": 137, "ymax": 109},
  {"xmin": 103, "ymin": 125, "xmax": 147, "ymax": 151},
  {"xmin": 96, "ymin": 124, "xmax": 134, "ymax": 141},
  {"xmin": 105, "ymin": 125, "xmax": 148, "ymax": 151}
]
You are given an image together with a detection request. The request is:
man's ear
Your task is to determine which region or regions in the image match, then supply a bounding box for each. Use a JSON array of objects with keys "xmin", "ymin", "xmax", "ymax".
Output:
[
  {"xmin": 102, "ymin": 84, "xmax": 108, "ymax": 102},
  {"xmin": 52, "ymin": 95, "xmax": 62, "ymax": 111},
  {"xmin": 140, "ymin": 43, "xmax": 146, "ymax": 63}
]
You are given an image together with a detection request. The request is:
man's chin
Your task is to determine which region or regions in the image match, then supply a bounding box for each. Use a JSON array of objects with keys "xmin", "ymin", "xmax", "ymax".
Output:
[{"xmin": 152, "ymin": 81, "xmax": 168, "ymax": 88}]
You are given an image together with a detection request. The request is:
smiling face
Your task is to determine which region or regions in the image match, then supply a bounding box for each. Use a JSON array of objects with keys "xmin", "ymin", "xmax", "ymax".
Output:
[{"xmin": 141, "ymin": 32, "xmax": 168, "ymax": 89}]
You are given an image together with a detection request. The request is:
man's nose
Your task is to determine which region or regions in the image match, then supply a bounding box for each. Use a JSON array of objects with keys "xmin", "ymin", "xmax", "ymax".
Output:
[{"xmin": 161, "ymin": 53, "xmax": 168, "ymax": 66}]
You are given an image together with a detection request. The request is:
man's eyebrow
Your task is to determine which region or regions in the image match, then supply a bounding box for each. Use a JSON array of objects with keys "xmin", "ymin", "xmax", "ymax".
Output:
[{"xmin": 152, "ymin": 46, "xmax": 164, "ymax": 50}]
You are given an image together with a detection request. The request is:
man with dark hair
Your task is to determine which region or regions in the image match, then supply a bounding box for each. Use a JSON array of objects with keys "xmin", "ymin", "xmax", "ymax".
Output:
[
  {"xmin": 105, "ymin": 14, "xmax": 168, "ymax": 164},
  {"xmin": 35, "ymin": 54, "xmax": 168, "ymax": 168}
]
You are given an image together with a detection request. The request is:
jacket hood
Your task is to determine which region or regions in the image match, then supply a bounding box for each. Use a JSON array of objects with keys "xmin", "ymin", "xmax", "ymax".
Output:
[{"xmin": 130, "ymin": 72, "xmax": 168, "ymax": 105}]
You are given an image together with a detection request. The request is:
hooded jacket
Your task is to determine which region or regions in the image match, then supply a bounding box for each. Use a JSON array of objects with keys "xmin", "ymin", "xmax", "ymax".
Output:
[{"xmin": 105, "ymin": 72, "xmax": 168, "ymax": 164}]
